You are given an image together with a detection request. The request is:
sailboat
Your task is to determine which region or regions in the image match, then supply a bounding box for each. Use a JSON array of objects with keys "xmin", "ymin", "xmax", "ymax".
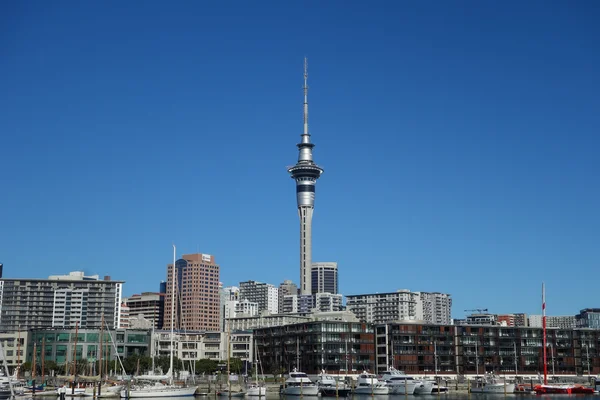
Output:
[
  {"xmin": 121, "ymin": 246, "xmax": 197, "ymax": 398},
  {"xmin": 533, "ymin": 283, "xmax": 582, "ymax": 395},
  {"xmin": 217, "ymin": 323, "xmax": 245, "ymax": 397},
  {"xmin": 246, "ymin": 339, "xmax": 266, "ymax": 397}
]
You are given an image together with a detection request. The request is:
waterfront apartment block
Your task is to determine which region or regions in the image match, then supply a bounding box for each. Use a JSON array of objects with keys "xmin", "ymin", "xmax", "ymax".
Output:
[
  {"xmin": 239, "ymin": 280, "xmax": 279, "ymax": 314},
  {"xmin": 311, "ymin": 262, "xmax": 338, "ymax": 294},
  {"xmin": 346, "ymin": 290, "xmax": 420, "ymax": 324},
  {"xmin": 0, "ymin": 332, "xmax": 27, "ymax": 372},
  {"xmin": 225, "ymin": 313, "xmax": 311, "ymax": 332},
  {"xmin": 375, "ymin": 322, "xmax": 599, "ymax": 376},
  {"xmin": 0, "ymin": 271, "xmax": 123, "ymax": 332},
  {"xmin": 529, "ymin": 315, "xmax": 576, "ymax": 329},
  {"xmin": 124, "ymin": 292, "xmax": 165, "ymax": 329},
  {"xmin": 164, "ymin": 253, "xmax": 220, "ymax": 331},
  {"xmin": 151, "ymin": 329, "xmax": 253, "ymax": 366},
  {"xmin": 18, "ymin": 328, "xmax": 150, "ymax": 374},
  {"xmin": 254, "ymin": 321, "xmax": 375, "ymax": 375}
]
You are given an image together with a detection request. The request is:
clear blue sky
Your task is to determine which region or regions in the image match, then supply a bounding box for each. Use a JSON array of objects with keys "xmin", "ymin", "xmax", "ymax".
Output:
[{"xmin": 1, "ymin": 1, "xmax": 598, "ymax": 319}]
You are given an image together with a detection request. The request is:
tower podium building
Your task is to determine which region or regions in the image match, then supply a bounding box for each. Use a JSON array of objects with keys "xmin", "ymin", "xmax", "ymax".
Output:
[{"xmin": 288, "ymin": 58, "xmax": 324, "ymax": 295}]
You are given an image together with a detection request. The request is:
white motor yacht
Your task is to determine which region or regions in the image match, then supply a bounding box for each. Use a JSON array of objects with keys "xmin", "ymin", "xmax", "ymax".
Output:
[
  {"xmin": 470, "ymin": 374, "xmax": 515, "ymax": 394},
  {"xmin": 282, "ymin": 368, "xmax": 319, "ymax": 396},
  {"xmin": 379, "ymin": 367, "xmax": 418, "ymax": 395},
  {"xmin": 354, "ymin": 371, "xmax": 389, "ymax": 395}
]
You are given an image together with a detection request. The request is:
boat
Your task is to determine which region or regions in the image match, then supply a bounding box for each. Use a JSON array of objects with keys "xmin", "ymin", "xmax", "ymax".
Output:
[
  {"xmin": 121, "ymin": 245, "xmax": 197, "ymax": 398},
  {"xmin": 122, "ymin": 382, "xmax": 198, "ymax": 398},
  {"xmin": 532, "ymin": 384, "xmax": 573, "ymax": 394},
  {"xmin": 217, "ymin": 323, "xmax": 245, "ymax": 397},
  {"xmin": 83, "ymin": 383, "xmax": 123, "ymax": 397},
  {"xmin": 431, "ymin": 381, "xmax": 449, "ymax": 393},
  {"xmin": 414, "ymin": 379, "xmax": 434, "ymax": 394},
  {"xmin": 216, "ymin": 388, "xmax": 246, "ymax": 398},
  {"xmin": 571, "ymin": 385, "xmax": 596, "ymax": 394},
  {"xmin": 353, "ymin": 371, "xmax": 389, "ymax": 395},
  {"xmin": 532, "ymin": 283, "xmax": 574, "ymax": 395},
  {"xmin": 246, "ymin": 340, "xmax": 266, "ymax": 397},
  {"xmin": 316, "ymin": 371, "xmax": 351, "ymax": 397},
  {"xmin": 379, "ymin": 367, "xmax": 416, "ymax": 395},
  {"xmin": 281, "ymin": 368, "xmax": 319, "ymax": 396},
  {"xmin": 470, "ymin": 374, "xmax": 515, "ymax": 393}
]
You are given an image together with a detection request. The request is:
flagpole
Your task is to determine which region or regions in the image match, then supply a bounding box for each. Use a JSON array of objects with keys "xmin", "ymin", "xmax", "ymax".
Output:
[{"xmin": 542, "ymin": 282, "xmax": 547, "ymax": 385}]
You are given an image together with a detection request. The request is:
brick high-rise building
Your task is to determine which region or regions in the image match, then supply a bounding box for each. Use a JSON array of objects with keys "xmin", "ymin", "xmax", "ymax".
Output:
[{"xmin": 163, "ymin": 253, "xmax": 220, "ymax": 331}]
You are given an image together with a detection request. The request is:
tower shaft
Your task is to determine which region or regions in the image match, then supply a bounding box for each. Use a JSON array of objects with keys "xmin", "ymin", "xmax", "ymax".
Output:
[{"xmin": 288, "ymin": 58, "xmax": 323, "ymax": 295}]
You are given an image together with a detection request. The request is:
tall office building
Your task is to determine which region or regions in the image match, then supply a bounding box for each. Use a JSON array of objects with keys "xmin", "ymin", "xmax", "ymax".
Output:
[
  {"xmin": 0, "ymin": 271, "xmax": 123, "ymax": 331},
  {"xmin": 124, "ymin": 292, "xmax": 165, "ymax": 329},
  {"xmin": 311, "ymin": 262, "xmax": 338, "ymax": 294},
  {"xmin": 278, "ymin": 280, "xmax": 298, "ymax": 314},
  {"xmin": 288, "ymin": 59, "xmax": 324, "ymax": 295},
  {"xmin": 239, "ymin": 280, "xmax": 278, "ymax": 314},
  {"xmin": 163, "ymin": 253, "xmax": 220, "ymax": 331}
]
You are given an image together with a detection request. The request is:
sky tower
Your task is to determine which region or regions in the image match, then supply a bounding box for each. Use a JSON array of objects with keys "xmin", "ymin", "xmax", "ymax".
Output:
[{"xmin": 288, "ymin": 58, "xmax": 324, "ymax": 295}]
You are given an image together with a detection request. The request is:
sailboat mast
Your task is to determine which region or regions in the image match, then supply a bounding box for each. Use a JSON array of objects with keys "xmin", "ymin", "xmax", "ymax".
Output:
[
  {"xmin": 41, "ymin": 337, "xmax": 45, "ymax": 380},
  {"xmin": 32, "ymin": 342, "xmax": 37, "ymax": 379},
  {"xmin": 99, "ymin": 313, "xmax": 104, "ymax": 379},
  {"xmin": 296, "ymin": 337, "xmax": 299, "ymax": 370},
  {"xmin": 170, "ymin": 244, "xmax": 176, "ymax": 385},
  {"xmin": 434, "ymin": 341, "xmax": 438, "ymax": 376},
  {"xmin": 475, "ymin": 338, "xmax": 479, "ymax": 376},
  {"xmin": 542, "ymin": 282, "xmax": 547, "ymax": 385},
  {"xmin": 73, "ymin": 321, "xmax": 79, "ymax": 376},
  {"xmin": 514, "ymin": 341, "xmax": 518, "ymax": 376}
]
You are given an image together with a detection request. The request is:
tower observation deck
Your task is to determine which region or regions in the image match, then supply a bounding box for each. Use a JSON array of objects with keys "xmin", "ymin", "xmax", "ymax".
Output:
[{"xmin": 288, "ymin": 58, "xmax": 324, "ymax": 295}]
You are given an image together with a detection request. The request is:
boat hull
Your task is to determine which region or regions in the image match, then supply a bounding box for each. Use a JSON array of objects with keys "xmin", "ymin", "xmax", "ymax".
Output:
[
  {"xmin": 354, "ymin": 386, "xmax": 389, "ymax": 395},
  {"xmin": 471, "ymin": 383, "xmax": 515, "ymax": 394},
  {"xmin": 246, "ymin": 386, "xmax": 267, "ymax": 396},
  {"xmin": 121, "ymin": 386, "xmax": 197, "ymax": 398},
  {"xmin": 320, "ymin": 387, "xmax": 352, "ymax": 397},
  {"xmin": 533, "ymin": 384, "xmax": 573, "ymax": 394},
  {"xmin": 283, "ymin": 385, "xmax": 319, "ymax": 396},
  {"xmin": 386, "ymin": 382, "xmax": 417, "ymax": 395},
  {"xmin": 414, "ymin": 381, "xmax": 434, "ymax": 394}
]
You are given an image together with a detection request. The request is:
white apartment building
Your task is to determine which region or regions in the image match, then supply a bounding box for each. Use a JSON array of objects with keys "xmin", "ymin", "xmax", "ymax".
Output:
[
  {"xmin": 225, "ymin": 313, "xmax": 311, "ymax": 332},
  {"xmin": 223, "ymin": 298, "xmax": 259, "ymax": 320},
  {"xmin": 417, "ymin": 292, "xmax": 452, "ymax": 324},
  {"xmin": 346, "ymin": 289, "xmax": 451, "ymax": 325},
  {"xmin": 346, "ymin": 290, "xmax": 420, "ymax": 324},
  {"xmin": 0, "ymin": 271, "xmax": 123, "ymax": 331},
  {"xmin": 119, "ymin": 303, "xmax": 130, "ymax": 329},
  {"xmin": 315, "ymin": 293, "xmax": 343, "ymax": 312},
  {"xmin": 151, "ymin": 330, "xmax": 254, "ymax": 365},
  {"xmin": 529, "ymin": 315, "xmax": 576, "ymax": 329},
  {"xmin": 239, "ymin": 281, "xmax": 278, "ymax": 314}
]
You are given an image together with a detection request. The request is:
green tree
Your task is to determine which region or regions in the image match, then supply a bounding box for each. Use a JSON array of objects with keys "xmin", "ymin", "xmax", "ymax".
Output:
[
  {"xmin": 44, "ymin": 360, "xmax": 59, "ymax": 375},
  {"xmin": 195, "ymin": 359, "xmax": 218, "ymax": 375},
  {"xmin": 155, "ymin": 355, "xmax": 183, "ymax": 374},
  {"xmin": 229, "ymin": 358, "xmax": 242, "ymax": 374}
]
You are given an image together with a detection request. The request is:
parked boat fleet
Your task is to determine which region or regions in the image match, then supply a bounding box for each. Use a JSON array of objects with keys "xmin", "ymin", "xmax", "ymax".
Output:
[{"xmin": 280, "ymin": 367, "xmax": 449, "ymax": 397}]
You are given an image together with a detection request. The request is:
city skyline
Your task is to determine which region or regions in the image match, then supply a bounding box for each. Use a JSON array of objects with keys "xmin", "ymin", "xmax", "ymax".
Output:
[{"xmin": 1, "ymin": 2, "xmax": 599, "ymax": 319}]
